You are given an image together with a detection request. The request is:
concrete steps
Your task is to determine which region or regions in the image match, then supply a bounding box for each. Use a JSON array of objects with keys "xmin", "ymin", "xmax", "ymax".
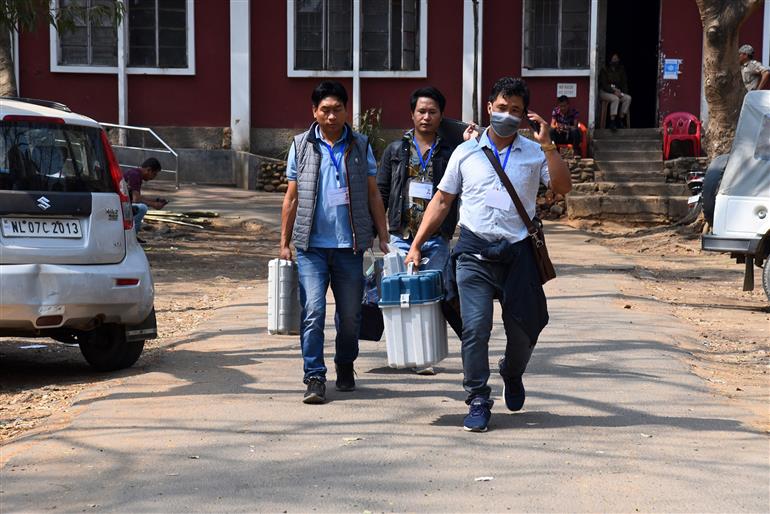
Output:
[
  {"xmin": 593, "ymin": 149, "xmax": 663, "ymax": 161},
  {"xmin": 593, "ymin": 128, "xmax": 662, "ymax": 139},
  {"xmin": 595, "ymin": 160, "xmax": 663, "ymax": 172},
  {"xmin": 593, "ymin": 139, "xmax": 662, "ymax": 152},
  {"xmin": 594, "ymin": 170, "xmax": 667, "ymax": 183},
  {"xmin": 572, "ymin": 182, "xmax": 688, "ymax": 196},
  {"xmin": 566, "ymin": 194, "xmax": 690, "ymax": 224},
  {"xmin": 566, "ymin": 127, "xmax": 687, "ymax": 224}
]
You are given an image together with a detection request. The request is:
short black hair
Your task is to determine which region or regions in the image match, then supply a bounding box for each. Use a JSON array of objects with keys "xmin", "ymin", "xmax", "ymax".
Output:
[
  {"xmin": 410, "ymin": 86, "xmax": 446, "ymax": 113},
  {"xmin": 488, "ymin": 77, "xmax": 530, "ymax": 110},
  {"xmin": 142, "ymin": 157, "xmax": 161, "ymax": 173},
  {"xmin": 311, "ymin": 81, "xmax": 348, "ymax": 107},
  {"xmin": 558, "ymin": 95, "xmax": 569, "ymax": 103}
]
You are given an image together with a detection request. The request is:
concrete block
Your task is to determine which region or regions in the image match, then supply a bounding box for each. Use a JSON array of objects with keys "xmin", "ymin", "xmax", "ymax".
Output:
[
  {"xmin": 178, "ymin": 149, "xmax": 236, "ymax": 185},
  {"xmin": 150, "ymin": 126, "xmax": 226, "ymax": 150},
  {"xmin": 251, "ymin": 128, "xmax": 296, "ymax": 158},
  {"xmin": 566, "ymin": 195, "xmax": 602, "ymax": 218}
]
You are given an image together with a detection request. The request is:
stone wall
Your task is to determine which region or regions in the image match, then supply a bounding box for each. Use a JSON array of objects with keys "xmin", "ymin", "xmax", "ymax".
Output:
[
  {"xmin": 664, "ymin": 156, "xmax": 709, "ymax": 183},
  {"xmin": 256, "ymin": 160, "xmax": 289, "ymax": 193},
  {"xmin": 535, "ymin": 150, "xmax": 598, "ymax": 220},
  {"xmin": 570, "ymin": 157, "xmax": 598, "ymax": 184}
]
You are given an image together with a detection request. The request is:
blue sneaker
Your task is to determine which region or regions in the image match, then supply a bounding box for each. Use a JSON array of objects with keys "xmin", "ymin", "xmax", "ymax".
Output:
[
  {"xmin": 463, "ymin": 397, "xmax": 493, "ymax": 432},
  {"xmin": 499, "ymin": 360, "xmax": 526, "ymax": 411}
]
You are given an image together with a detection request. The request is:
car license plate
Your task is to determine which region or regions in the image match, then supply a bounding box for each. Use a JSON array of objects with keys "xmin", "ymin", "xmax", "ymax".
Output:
[{"xmin": 1, "ymin": 217, "xmax": 83, "ymax": 239}]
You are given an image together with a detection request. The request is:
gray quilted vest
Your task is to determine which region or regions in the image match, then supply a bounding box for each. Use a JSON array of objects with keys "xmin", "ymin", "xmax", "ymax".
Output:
[{"xmin": 292, "ymin": 123, "xmax": 374, "ymax": 252}]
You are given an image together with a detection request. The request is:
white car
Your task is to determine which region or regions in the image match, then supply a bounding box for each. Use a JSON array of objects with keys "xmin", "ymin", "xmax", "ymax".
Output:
[
  {"xmin": 0, "ymin": 97, "xmax": 156, "ymax": 370},
  {"xmin": 702, "ymin": 91, "xmax": 770, "ymax": 301}
]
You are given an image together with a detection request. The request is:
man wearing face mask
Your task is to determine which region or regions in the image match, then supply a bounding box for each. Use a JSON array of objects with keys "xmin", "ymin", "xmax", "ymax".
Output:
[
  {"xmin": 599, "ymin": 52, "xmax": 632, "ymax": 130},
  {"xmin": 404, "ymin": 77, "xmax": 572, "ymax": 432}
]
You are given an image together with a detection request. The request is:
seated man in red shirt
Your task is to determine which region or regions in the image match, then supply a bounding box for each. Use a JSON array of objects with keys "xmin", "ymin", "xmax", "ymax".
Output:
[
  {"xmin": 549, "ymin": 95, "xmax": 582, "ymax": 156},
  {"xmin": 122, "ymin": 158, "xmax": 167, "ymax": 239}
]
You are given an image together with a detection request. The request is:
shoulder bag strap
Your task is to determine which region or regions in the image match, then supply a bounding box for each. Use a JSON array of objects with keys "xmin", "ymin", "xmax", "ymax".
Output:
[{"xmin": 481, "ymin": 146, "xmax": 542, "ymax": 244}]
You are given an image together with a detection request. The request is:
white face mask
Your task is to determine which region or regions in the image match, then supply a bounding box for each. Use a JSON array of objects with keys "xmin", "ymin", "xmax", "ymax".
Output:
[{"xmin": 490, "ymin": 111, "xmax": 521, "ymax": 138}]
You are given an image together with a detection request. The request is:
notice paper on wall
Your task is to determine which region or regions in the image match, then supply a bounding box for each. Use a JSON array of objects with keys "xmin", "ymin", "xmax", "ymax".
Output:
[{"xmin": 556, "ymin": 83, "xmax": 577, "ymax": 98}]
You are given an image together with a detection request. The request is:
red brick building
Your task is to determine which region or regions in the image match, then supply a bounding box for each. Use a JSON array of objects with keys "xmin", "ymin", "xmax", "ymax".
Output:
[{"xmin": 12, "ymin": 0, "xmax": 769, "ymax": 155}]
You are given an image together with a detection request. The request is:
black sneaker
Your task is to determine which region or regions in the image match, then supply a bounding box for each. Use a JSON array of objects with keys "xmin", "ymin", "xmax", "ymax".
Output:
[
  {"xmin": 609, "ymin": 119, "xmax": 618, "ymax": 132},
  {"xmin": 499, "ymin": 358, "xmax": 526, "ymax": 411},
  {"xmin": 335, "ymin": 362, "xmax": 355, "ymax": 392},
  {"xmin": 463, "ymin": 397, "xmax": 494, "ymax": 432},
  {"xmin": 303, "ymin": 377, "xmax": 326, "ymax": 404}
]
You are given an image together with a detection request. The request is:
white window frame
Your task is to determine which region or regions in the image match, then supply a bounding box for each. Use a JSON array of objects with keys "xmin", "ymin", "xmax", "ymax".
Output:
[
  {"xmin": 520, "ymin": 0, "xmax": 590, "ymax": 77},
  {"xmin": 49, "ymin": 0, "xmax": 196, "ymax": 76},
  {"xmin": 287, "ymin": 0, "xmax": 428, "ymax": 78}
]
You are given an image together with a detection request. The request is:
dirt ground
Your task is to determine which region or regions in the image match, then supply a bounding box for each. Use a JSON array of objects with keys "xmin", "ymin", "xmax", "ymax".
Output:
[
  {"xmin": 569, "ymin": 219, "xmax": 770, "ymax": 431},
  {"xmin": 0, "ymin": 217, "xmax": 278, "ymax": 443},
  {"xmin": 2, "ymin": 216, "xmax": 768, "ymax": 443}
]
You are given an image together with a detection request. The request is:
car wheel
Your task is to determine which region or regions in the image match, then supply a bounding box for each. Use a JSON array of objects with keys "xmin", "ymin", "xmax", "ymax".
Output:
[
  {"xmin": 79, "ymin": 324, "xmax": 145, "ymax": 371},
  {"xmin": 763, "ymin": 260, "xmax": 770, "ymax": 303}
]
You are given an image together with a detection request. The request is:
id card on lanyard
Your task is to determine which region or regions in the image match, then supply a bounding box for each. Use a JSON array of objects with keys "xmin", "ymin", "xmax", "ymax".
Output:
[
  {"xmin": 320, "ymin": 139, "xmax": 350, "ymax": 207},
  {"xmin": 485, "ymin": 133, "xmax": 513, "ymax": 211},
  {"xmin": 410, "ymin": 137, "xmax": 436, "ymax": 200}
]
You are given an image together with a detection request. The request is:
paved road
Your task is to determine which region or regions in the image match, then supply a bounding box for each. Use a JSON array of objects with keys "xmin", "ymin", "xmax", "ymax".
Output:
[{"xmin": 2, "ymin": 217, "xmax": 768, "ymax": 512}]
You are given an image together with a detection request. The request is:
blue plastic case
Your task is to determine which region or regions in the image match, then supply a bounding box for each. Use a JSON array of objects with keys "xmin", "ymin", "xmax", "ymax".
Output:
[{"xmin": 379, "ymin": 270, "xmax": 444, "ymax": 307}]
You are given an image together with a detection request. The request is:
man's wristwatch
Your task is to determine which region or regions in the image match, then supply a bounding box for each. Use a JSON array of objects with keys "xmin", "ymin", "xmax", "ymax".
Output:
[{"xmin": 541, "ymin": 142, "xmax": 557, "ymax": 153}]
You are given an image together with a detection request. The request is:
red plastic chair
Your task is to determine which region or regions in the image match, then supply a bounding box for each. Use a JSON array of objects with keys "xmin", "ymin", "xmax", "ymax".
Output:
[{"xmin": 663, "ymin": 112, "xmax": 702, "ymax": 160}]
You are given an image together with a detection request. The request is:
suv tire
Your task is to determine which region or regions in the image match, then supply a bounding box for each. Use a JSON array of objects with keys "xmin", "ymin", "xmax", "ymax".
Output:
[
  {"xmin": 79, "ymin": 324, "xmax": 145, "ymax": 371},
  {"xmin": 763, "ymin": 259, "xmax": 770, "ymax": 303},
  {"xmin": 702, "ymin": 154, "xmax": 728, "ymax": 227}
]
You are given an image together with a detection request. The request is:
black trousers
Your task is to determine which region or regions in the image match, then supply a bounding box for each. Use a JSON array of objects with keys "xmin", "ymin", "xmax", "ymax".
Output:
[
  {"xmin": 454, "ymin": 248, "xmax": 548, "ymax": 402},
  {"xmin": 550, "ymin": 127, "xmax": 582, "ymax": 153}
]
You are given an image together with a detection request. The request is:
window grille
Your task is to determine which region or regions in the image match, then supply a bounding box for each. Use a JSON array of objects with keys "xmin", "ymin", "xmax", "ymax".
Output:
[
  {"xmin": 361, "ymin": 0, "xmax": 419, "ymax": 71},
  {"xmin": 523, "ymin": 0, "xmax": 589, "ymax": 70},
  {"xmin": 128, "ymin": 0, "xmax": 188, "ymax": 68},
  {"xmin": 59, "ymin": 0, "xmax": 118, "ymax": 66},
  {"xmin": 295, "ymin": 0, "xmax": 353, "ymax": 71},
  {"xmin": 293, "ymin": 0, "xmax": 420, "ymax": 72}
]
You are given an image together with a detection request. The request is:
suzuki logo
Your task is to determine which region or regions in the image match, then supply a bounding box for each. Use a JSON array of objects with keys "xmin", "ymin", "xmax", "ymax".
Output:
[{"xmin": 37, "ymin": 196, "xmax": 51, "ymax": 210}]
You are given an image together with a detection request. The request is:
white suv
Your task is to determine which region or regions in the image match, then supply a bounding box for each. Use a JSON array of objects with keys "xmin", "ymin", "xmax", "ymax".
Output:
[{"xmin": 0, "ymin": 97, "xmax": 156, "ymax": 370}]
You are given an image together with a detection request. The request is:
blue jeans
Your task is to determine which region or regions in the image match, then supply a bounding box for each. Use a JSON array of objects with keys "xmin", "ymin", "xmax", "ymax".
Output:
[
  {"xmin": 132, "ymin": 203, "xmax": 149, "ymax": 233},
  {"xmin": 389, "ymin": 234, "xmax": 450, "ymax": 272},
  {"xmin": 296, "ymin": 248, "xmax": 364, "ymax": 383},
  {"xmin": 455, "ymin": 253, "xmax": 535, "ymax": 402}
]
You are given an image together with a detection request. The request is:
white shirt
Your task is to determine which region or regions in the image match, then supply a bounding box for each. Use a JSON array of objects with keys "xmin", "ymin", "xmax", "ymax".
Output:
[{"xmin": 438, "ymin": 129, "xmax": 550, "ymax": 243}]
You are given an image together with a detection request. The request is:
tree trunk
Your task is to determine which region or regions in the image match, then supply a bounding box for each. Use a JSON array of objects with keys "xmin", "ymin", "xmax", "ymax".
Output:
[
  {"xmin": 696, "ymin": 0, "xmax": 762, "ymax": 157},
  {"xmin": 0, "ymin": 29, "xmax": 18, "ymax": 97}
]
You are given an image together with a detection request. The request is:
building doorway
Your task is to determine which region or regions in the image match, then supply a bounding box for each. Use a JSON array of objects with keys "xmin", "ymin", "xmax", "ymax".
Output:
[{"xmin": 603, "ymin": 0, "xmax": 661, "ymax": 128}]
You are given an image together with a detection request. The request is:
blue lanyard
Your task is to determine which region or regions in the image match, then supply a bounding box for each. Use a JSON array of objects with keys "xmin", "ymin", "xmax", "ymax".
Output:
[
  {"xmin": 412, "ymin": 136, "xmax": 436, "ymax": 175},
  {"xmin": 319, "ymin": 140, "xmax": 346, "ymax": 184},
  {"xmin": 486, "ymin": 132, "xmax": 512, "ymax": 170}
]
